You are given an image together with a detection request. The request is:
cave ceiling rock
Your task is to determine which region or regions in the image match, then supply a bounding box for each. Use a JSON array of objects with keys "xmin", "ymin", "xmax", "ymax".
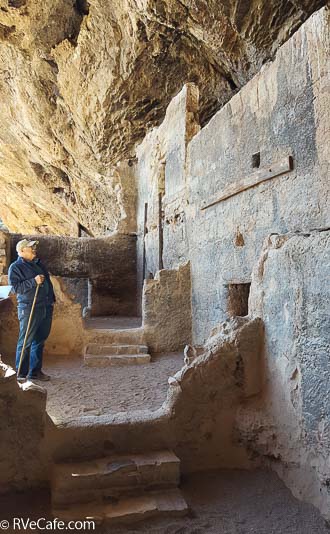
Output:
[{"xmin": 0, "ymin": 0, "xmax": 326, "ymax": 235}]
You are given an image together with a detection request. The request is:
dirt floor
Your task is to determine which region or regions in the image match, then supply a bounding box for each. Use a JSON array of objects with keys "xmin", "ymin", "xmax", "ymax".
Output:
[
  {"xmin": 0, "ymin": 469, "xmax": 328, "ymax": 534},
  {"xmin": 42, "ymin": 352, "xmax": 183, "ymax": 422}
]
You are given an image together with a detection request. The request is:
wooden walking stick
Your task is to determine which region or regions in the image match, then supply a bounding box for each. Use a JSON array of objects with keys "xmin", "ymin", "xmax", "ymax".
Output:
[{"xmin": 17, "ymin": 284, "xmax": 40, "ymax": 378}]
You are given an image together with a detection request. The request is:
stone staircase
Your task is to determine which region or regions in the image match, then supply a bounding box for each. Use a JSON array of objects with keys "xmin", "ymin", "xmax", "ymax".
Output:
[
  {"xmin": 84, "ymin": 343, "xmax": 151, "ymax": 366},
  {"xmin": 51, "ymin": 450, "xmax": 188, "ymax": 525},
  {"xmin": 83, "ymin": 317, "xmax": 151, "ymax": 366}
]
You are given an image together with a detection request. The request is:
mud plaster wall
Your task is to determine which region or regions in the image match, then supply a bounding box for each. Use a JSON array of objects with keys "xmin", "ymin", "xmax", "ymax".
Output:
[
  {"xmin": 0, "ymin": 316, "xmax": 263, "ymax": 491},
  {"xmin": 50, "ymin": 317, "xmax": 263, "ymax": 473},
  {"xmin": 136, "ymin": 83, "xmax": 200, "ymax": 311},
  {"xmin": 136, "ymin": 8, "xmax": 330, "ymax": 346},
  {"xmin": 134, "ymin": 7, "xmax": 330, "ymax": 519},
  {"xmin": 0, "ymin": 276, "xmax": 85, "ymax": 360},
  {"xmin": 241, "ymin": 230, "xmax": 330, "ymax": 520},
  {"xmin": 187, "ymin": 8, "xmax": 330, "ymax": 345},
  {"xmin": 142, "ymin": 262, "xmax": 192, "ymax": 353},
  {"xmin": 0, "ymin": 231, "xmax": 10, "ymax": 276},
  {"xmin": 0, "ymin": 231, "xmax": 138, "ymax": 358},
  {"xmin": 9, "ymin": 232, "xmax": 137, "ymax": 317}
]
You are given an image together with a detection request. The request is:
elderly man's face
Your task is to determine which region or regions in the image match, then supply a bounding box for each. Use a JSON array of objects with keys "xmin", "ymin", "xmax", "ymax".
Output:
[{"xmin": 19, "ymin": 246, "xmax": 37, "ymax": 261}]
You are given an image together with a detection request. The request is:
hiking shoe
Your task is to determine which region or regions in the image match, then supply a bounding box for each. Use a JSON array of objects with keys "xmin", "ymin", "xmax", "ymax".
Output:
[
  {"xmin": 17, "ymin": 375, "xmax": 26, "ymax": 382},
  {"xmin": 29, "ymin": 371, "xmax": 50, "ymax": 381}
]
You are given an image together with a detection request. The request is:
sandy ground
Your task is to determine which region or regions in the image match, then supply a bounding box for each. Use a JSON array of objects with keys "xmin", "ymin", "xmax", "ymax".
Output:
[
  {"xmin": 41, "ymin": 352, "xmax": 183, "ymax": 422},
  {"xmin": 0, "ymin": 469, "xmax": 328, "ymax": 534}
]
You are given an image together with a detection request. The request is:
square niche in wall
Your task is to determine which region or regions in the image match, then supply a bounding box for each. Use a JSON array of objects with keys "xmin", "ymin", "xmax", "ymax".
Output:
[
  {"xmin": 226, "ymin": 282, "xmax": 251, "ymax": 317},
  {"xmin": 251, "ymin": 152, "xmax": 261, "ymax": 168}
]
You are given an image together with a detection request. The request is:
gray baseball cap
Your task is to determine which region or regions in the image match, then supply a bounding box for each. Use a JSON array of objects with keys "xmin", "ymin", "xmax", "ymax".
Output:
[{"xmin": 16, "ymin": 239, "xmax": 39, "ymax": 253}]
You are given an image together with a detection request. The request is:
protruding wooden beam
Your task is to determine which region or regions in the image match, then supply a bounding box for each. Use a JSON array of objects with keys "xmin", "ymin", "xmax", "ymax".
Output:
[{"xmin": 201, "ymin": 155, "xmax": 294, "ymax": 210}]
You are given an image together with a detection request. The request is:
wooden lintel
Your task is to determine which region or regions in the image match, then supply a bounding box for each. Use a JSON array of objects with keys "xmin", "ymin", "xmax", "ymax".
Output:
[{"xmin": 201, "ymin": 155, "xmax": 293, "ymax": 211}]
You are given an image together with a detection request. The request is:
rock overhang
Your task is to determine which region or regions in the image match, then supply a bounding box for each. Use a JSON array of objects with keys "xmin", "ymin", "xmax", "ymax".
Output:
[{"xmin": 0, "ymin": 0, "xmax": 327, "ymax": 235}]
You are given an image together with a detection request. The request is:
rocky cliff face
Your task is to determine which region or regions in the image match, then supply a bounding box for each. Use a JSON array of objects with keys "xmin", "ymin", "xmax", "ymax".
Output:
[{"xmin": 0, "ymin": 0, "xmax": 326, "ymax": 235}]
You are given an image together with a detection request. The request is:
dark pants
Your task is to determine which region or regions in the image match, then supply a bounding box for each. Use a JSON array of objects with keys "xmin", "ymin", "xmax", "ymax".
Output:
[{"xmin": 15, "ymin": 304, "xmax": 53, "ymax": 377}]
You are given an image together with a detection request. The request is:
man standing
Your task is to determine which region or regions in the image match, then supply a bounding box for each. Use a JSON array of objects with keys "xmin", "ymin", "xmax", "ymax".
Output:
[{"xmin": 8, "ymin": 239, "xmax": 55, "ymax": 381}]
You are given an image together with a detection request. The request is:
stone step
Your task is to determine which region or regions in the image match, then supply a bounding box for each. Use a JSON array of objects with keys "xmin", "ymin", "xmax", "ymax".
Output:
[
  {"xmin": 85, "ymin": 328, "xmax": 145, "ymax": 346},
  {"xmin": 52, "ymin": 450, "xmax": 180, "ymax": 506},
  {"xmin": 84, "ymin": 342, "xmax": 151, "ymax": 366},
  {"xmin": 84, "ymin": 353, "xmax": 151, "ymax": 367},
  {"xmin": 53, "ymin": 488, "xmax": 188, "ymax": 525},
  {"xmin": 85, "ymin": 343, "xmax": 149, "ymax": 356}
]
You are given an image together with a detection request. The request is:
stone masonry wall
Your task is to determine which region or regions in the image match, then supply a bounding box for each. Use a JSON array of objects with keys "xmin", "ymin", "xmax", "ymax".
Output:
[
  {"xmin": 9, "ymin": 232, "xmax": 138, "ymax": 317},
  {"xmin": 0, "ymin": 316, "xmax": 263, "ymax": 492},
  {"xmin": 239, "ymin": 230, "xmax": 330, "ymax": 520},
  {"xmin": 0, "ymin": 360, "xmax": 50, "ymax": 492},
  {"xmin": 136, "ymin": 8, "xmax": 329, "ymax": 345},
  {"xmin": 142, "ymin": 262, "xmax": 192, "ymax": 353},
  {"xmin": 50, "ymin": 316, "xmax": 264, "ymax": 474},
  {"xmin": 0, "ymin": 277, "xmax": 85, "ymax": 360},
  {"xmin": 186, "ymin": 7, "xmax": 329, "ymax": 344},
  {"xmin": 134, "ymin": 6, "xmax": 330, "ymax": 519},
  {"xmin": 136, "ymin": 83, "xmax": 200, "ymax": 311}
]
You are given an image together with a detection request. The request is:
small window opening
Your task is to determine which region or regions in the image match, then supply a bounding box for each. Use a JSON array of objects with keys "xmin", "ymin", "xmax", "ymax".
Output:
[
  {"xmin": 252, "ymin": 152, "xmax": 261, "ymax": 168},
  {"xmin": 227, "ymin": 283, "xmax": 251, "ymax": 317}
]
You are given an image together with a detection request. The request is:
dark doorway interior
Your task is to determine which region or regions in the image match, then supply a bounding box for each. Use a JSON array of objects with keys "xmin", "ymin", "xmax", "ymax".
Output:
[{"xmin": 226, "ymin": 283, "xmax": 251, "ymax": 317}]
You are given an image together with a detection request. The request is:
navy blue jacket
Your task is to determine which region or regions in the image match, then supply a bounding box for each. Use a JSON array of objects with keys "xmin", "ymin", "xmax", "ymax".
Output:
[{"xmin": 8, "ymin": 256, "xmax": 56, "ymax": 308}]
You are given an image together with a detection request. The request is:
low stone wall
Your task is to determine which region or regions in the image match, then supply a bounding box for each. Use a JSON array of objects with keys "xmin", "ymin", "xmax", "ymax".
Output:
[
  {"xmin": 167, "ymin": 316, "xmax": 263, "ymax": 471},
  {"xmin": 0, "ymin": 276, "xmax": 85, "ymax": 360},
  {"xmin": 0, "ymin": 360, "xmax": 50, "ymax": 492},
  {"xmin": 8, "ymin": 232, "xmax": 138, "ymax": 317},
  {"xmin": 0, "ymin": 313, "xmax": 263, "ymax": 493},
  {"xmin": 50, "ymin": 316, "xmax": 263, "ymax": 474},
  {"xmin": 142, "ymin": 262, "xmax": 192, "ymax": 352}
]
